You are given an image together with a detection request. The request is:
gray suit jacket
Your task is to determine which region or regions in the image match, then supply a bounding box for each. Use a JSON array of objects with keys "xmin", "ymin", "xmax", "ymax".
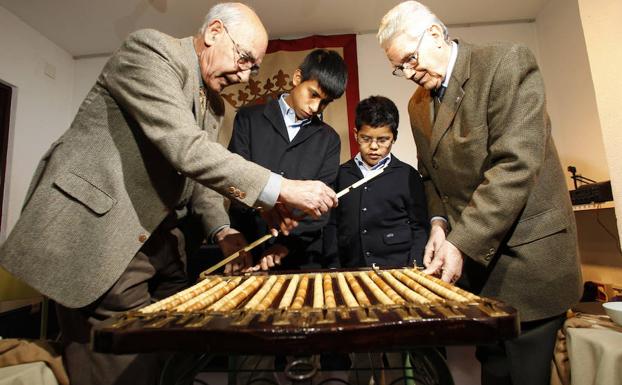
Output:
[
  {"xmin": 0, "ymin": 30, "xmax": 271, "ymax": 308},
  {"xmin": 408, "ymin": 40, "xmax": 582, "ymax": 321}
]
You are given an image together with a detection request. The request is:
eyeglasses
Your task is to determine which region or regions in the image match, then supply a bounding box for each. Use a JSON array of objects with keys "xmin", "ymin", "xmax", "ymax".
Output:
[
  {"xmin": 392, "ymin": 29, "xmax": 427, "ymax": 77},
  {"xmin": 222, "ymin": 24, "xmax": 260, "ymax": 76},
  {"xmin": 356, "ymin": 135, "xmax": 393, "ymax": 147}
]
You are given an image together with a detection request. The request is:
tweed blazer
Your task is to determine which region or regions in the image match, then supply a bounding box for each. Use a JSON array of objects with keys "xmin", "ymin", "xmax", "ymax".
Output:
[
  {"xmin": 0, "ymin": 30, "xmax": 271, "ymax": 308},
  {"xmin": 228, "ymin": 98, "xmax": 341, "ymax": 268},
  {"xmin": 408, "ymin": 40, "xmax": 582, "ymax": 321}
]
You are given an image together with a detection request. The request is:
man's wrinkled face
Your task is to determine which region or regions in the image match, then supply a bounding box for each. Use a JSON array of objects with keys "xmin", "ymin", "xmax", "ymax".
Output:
[
  {"xmin": 286, "ymin": 71, "xmax": 333, "ymax": 120},
  {"xmin": 384, "ymin": 26, "xmax": 446, "ymax": 90},
  {"xmin": 355, "ymin": 124, "xmax": 394, "ymax": 167},
  {"xmin": 198, "ymin": 20, "xmax": 266, "ymax": 93}
]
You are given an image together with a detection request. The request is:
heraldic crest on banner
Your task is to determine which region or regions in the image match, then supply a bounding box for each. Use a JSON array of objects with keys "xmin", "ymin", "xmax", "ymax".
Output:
[{"xmin": 222, "ymin": 70, "xmax": 294, "ymax": 109}]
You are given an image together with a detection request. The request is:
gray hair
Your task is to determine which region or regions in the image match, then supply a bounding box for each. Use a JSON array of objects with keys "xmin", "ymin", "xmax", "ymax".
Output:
[
  {"xmin": 377, "ymin": 1, "xmax": 448, "ymax": 47},
  {"xmin": 199, "ymin": 2, "xmax": 252, "ymax": 34}
]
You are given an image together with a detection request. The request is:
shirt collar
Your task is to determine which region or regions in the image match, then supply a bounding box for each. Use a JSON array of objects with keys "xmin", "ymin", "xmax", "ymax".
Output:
[
  {"xmin": 354, "ymin": 153, "xmax": 392, "ymax": 171},
  {"xmin": 442, "ymin": 41, "xmax": 458, "ymax": 88},
  {"xmin": 278, "ymin": 93, "xmax": 311, "ymax": 127}
]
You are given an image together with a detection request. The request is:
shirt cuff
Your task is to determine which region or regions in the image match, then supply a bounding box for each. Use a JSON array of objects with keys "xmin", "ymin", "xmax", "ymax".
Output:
[
  {"xmin": 256, "ymin": 172, "xmax": 282, "ymax": 209},
  {"xmin": 430, "ymin": 216, "xmax": 447, "ymax": 224},
  {"xmin": 209, "ymin": 224, "xmax": 230, "ymax": 244}
]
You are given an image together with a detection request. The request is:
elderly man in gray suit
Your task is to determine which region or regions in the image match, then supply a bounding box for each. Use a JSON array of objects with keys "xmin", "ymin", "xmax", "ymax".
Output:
[
  {"xmin": 378, "ymin": 2, "xmax": 582, "ymax": 385},
  {"xmin": 0, "ymin": 3, "xmax": 336, "ymax": 385}
]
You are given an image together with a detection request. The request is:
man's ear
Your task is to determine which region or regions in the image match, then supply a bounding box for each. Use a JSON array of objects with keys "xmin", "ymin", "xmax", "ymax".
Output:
[
  {"xmin": 428, "ymin": 24, "xmax": 445, "ymax": 47},
  {"xmin": 203, "ymin": 19, "xmax": 224, "ymax": 47},
  {"xmin": 292, "ymin": 69, "xmax": 303, "ymax": 87}
]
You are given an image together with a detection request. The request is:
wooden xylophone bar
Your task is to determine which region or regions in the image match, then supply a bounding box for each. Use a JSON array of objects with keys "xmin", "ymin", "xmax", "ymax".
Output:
[{"xmin": 93, "ymin": 268, "xmax": 519, "ymax": 355}]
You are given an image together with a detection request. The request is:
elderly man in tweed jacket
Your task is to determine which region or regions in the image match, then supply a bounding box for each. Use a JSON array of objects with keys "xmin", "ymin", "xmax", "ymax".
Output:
[
  {"xmin": 378, "ymin": 2, "xmax": 582, "ymax": 385},
  {"xmin": 0, "ymin": 3, "xmax": 337, "ymax": 385}
]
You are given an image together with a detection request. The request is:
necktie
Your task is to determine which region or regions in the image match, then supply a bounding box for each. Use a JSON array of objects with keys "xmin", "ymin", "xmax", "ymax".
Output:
[
  {"xmin": 199, "ymin": 86, "xmax": 207, "ymax": 115},
  {"xmin": 432, "ymin": 86, "xmax": 446, "ymax": 121},
  {"xmin": 432, "ymin": 85, "xmax": 446, "ymax": 101}
]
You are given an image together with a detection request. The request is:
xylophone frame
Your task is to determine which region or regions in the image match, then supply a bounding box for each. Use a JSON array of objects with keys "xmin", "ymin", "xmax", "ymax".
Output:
[{"xmin": 93, "ymin": 268, "xmax": 519, "ymax": 356}]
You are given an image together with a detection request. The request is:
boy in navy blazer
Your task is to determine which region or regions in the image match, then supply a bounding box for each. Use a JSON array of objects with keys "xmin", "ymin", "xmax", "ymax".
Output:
[
  {"xmin": 325, "ymin": 95, "xmax": 429, "ymax": 268},
  {"xmin": 227, "ymin": 49, "xmax": 347, "ymax": 272}
]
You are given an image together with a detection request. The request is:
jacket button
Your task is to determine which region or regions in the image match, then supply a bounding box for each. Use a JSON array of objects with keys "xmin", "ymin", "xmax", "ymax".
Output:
[
  {"xmin": 442, "ymin": 195, "xmax": 449, "ymax": 203},
  {"xmin": 362, "ymin": 207, "xmax": 367, "ymax": 212},
  {"xmin": 365, "ymin": 251, "xmax": 371, "ymax": 257},
  {"xmin": 239, "ymin": 191, "xmax": 247, "ymax": 199},
  {"xmin": 138, "ymin": 234, "xmax": 148, "ymax": 243},
  {"xmin": 362, "ymin": 229, "xmax": 368, "ymax": 234},
  {"xmin": 228, "ymin": 186, "xmax": 236, "ymax": 194}
]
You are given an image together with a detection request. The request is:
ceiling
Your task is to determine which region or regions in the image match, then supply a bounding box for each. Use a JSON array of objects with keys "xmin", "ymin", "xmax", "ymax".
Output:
[{"xmin": 0, "ymin": 0, "xmax": 550, "ymax": 58}]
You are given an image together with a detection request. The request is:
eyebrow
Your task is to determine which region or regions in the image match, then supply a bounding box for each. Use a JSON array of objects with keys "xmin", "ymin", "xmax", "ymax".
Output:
[
  {"xmin": 398, "ymin": 52, "xmax": 413, "ymax": 64},
  {"xmin": 243, "ymin": 51, "xmax": 257, "ymax": 62}
]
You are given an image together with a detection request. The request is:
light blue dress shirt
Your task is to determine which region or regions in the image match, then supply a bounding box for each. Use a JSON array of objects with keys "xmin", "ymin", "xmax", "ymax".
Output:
[{"xmin": 354, "ymin": 153, "xmax": 392, "ymax": 177}]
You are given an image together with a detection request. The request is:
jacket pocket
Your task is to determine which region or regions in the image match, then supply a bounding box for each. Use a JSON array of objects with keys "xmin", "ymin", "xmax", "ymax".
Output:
[
  {"xmin": 506, "ymin": 208, "xmax": 570, "ymax": 247},
  {"xmin": 383, "ymin": 228, "xmax": 412, "ymax": 245},
  {"xmin": 53, "ymin": 172, "xmax": 116, "ymax": 215}
]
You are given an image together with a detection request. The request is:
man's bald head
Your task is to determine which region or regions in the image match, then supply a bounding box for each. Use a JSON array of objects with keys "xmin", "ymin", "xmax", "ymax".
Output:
[
  {"xmin": 199, "ymin": 3, "xmax": 268, "ymax": 50},
  {"xmin": 195, "ymin": 2, "xmax": 268, "ymax": 92}
]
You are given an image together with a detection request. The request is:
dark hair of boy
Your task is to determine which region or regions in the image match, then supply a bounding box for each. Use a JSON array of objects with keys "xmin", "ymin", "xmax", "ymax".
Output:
[
  {"xmin": 299, "ymin": 49, "xmax": 348, "ymax": 100},
  {"xmin": 355, "ymin": 95, "xmax": 399, "ymax": 138}
]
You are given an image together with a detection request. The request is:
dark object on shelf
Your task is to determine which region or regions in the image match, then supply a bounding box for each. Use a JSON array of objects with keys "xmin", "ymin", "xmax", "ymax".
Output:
[
  {"xmin": 570, "ymin": 181, "xmax": 613, "ymax": 205},
  {"xmin": 567, "ymin": 166, "xmax": 612, "ymax": 205}
]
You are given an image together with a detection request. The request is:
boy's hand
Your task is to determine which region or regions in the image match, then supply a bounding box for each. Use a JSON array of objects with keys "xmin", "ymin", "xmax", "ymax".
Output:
[
  {"xmin": 246, "ymin": 244, "xmax": 289, "ymax": 272},
  {"xmin": 215, "ymin": 227, "xmax": 252, "ymax": 274}
]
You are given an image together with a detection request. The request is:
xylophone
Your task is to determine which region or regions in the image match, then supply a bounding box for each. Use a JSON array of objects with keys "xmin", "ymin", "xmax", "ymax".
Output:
[{"xmin": 93, "ymin": 267, "xmax": 519, "ymax": 355}]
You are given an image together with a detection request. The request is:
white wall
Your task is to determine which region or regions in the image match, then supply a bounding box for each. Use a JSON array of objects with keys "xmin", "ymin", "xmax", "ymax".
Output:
[
  {"xmin": 356, "ymin": 21, "xmax": 540, "ymax": 168},
  {"xmin": 576, "ymin": 0, "xmax": 622, "ymax": 284},
  {"xmin": 578, "ymin": 0, "xmax": 622, "ymax": 242},
  {"xmin": 0, "ymin": 5, "xmax": 75, "ymax": 238},
  {"xmin": 0, "ymin": 5, "xmax": 76, "ymax": 299},
  {"xmin": 72, "ymin": 57, "xmax": 108, "ymax": 115},
  {"xmin": 536, "ymin": 0, "xmax": 609, "ymax": 190}
]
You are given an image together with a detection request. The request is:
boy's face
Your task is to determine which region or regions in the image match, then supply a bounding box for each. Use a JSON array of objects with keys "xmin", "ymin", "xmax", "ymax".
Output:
[
  {"xmin": 355, "ymin": 124, "xmax": 395, "ymax": 166},
  {"xmin": 285, "ymin": 69, "xmax": 333, "ymax": 120}
]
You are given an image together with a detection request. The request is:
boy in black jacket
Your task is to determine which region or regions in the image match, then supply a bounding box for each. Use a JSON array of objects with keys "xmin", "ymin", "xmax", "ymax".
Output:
[
  {"xmin": 325, "ymin": 95, "xmax": 429, "ymax": 268},
  {"xmin": 227, "ymin": 49, "xmax": 347, "ymax": 272},
  {"xmin": 324, "ymin": 95, "xmax": 433, "ymax": 384}
]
